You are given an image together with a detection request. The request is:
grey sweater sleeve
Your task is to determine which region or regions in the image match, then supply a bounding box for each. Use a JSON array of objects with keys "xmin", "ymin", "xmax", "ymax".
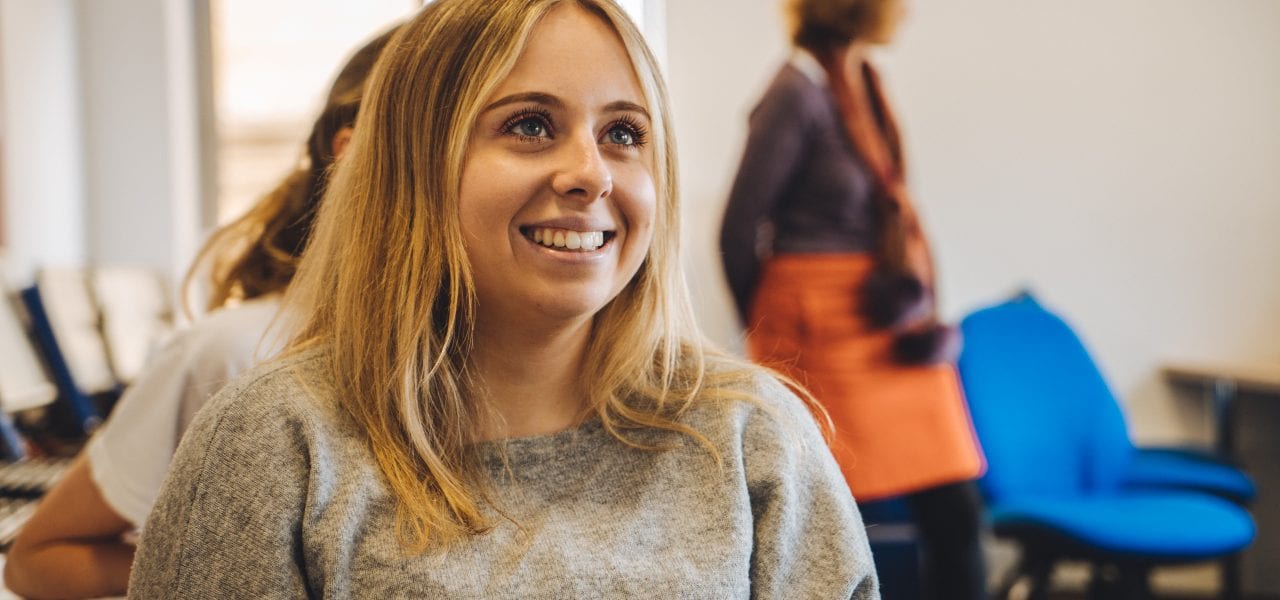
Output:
[
  {"xmin": 127, "ymin": 376, "xmax": 312, "ymax": 599},
  {"xmin": 744, "ymin": 377, "xmax": 879, "ymax": 599}
]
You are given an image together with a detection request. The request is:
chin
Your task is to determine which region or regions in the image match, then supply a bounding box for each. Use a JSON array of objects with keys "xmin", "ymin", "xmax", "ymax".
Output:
[{"xmin": 538, "ymin": 295, "xmax": 613, "ymax": 323}]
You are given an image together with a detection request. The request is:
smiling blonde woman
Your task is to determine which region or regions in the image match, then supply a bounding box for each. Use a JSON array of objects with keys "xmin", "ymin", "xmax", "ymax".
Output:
[{"xmin": 127, "ymin": 1, "xmax": 877, "ymax": 598}]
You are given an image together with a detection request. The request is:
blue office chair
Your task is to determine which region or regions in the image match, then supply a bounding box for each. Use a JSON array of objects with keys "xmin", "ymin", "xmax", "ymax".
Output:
[{"xmin": 958, "ymin": 293, "xmax": 1255, "ymax": 599}]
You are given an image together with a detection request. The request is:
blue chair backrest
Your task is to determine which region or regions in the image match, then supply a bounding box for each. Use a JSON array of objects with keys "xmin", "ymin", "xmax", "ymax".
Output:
[{"xmin": 958, "ymin": 293, "xmax": 1134, "ymax": 503}]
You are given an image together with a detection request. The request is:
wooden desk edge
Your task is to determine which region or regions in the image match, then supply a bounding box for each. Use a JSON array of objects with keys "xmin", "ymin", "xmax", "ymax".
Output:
[{"xmin": 1162, "ymin": 362, "xmax": 1280, "ymax": 396}]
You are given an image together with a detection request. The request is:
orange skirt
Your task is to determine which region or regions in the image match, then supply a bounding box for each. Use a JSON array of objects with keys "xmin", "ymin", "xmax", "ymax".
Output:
[{"xmin": 748, "ymin": 253, "xmax": 985, "ymax": 501}]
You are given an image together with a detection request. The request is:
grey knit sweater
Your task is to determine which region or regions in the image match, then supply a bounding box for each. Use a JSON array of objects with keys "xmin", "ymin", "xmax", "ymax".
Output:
[{"xmin": 128, "ymin": 349, "xmax": 878, "ymax": 599}]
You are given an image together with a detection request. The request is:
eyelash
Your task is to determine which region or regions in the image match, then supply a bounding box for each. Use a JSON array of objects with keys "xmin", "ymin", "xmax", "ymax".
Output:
[
  {"xmin": 497, "ymin": 107, "xmax": 649, "ymax": 149},
  {"xmin": 499, "ymin": 108, "xmax": 554, "ymax": 142},
  {"xmin": 610, "ymin": 115, "xmax": 649, "ymax": 149}
]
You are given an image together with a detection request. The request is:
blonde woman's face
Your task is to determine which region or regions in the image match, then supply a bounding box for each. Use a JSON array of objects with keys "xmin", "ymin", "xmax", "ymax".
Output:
[{"xmin": 459, "ymin": 4, "xmax": 656, "ymax": 330}]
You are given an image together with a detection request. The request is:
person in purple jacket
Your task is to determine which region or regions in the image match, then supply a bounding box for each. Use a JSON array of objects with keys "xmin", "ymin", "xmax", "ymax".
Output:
[{"xmin": 720, "ymin": 0, "xmax": 989, "ymax": 598}]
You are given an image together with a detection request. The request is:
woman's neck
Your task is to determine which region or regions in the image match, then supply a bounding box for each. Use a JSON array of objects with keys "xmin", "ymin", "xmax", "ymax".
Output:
[{"xmin": 470, "ymin": 316, "xmax": 593, "ymax": 441}]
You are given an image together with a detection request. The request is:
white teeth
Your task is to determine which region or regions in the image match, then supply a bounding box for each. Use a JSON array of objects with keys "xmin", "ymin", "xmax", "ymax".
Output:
[
  {"xmin": 580, "ymin": 231, "xmax": 603, "ymax": 250},
  {"xmin": 528, "ymin": 227, "xmax": 605, "ymax": 251}
]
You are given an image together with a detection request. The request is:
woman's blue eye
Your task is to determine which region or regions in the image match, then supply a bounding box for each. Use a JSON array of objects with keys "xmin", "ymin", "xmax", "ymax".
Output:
[
  {"xmin": 607, "ymin": 127, "xmax": 635, "ymax": 146},
  {"xmin": 515, "ymin": 119, "xmax": 546, "ymax": 137}
]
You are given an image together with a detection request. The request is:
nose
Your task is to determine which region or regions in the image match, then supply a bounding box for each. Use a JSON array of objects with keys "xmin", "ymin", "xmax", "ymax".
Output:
[{"xmin": 551, "ymin": 133, "xmax": 612, "ymax": 202}]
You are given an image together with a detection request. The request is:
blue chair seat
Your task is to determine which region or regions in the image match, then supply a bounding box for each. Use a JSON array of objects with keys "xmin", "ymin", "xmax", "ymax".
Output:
[
  {"xmin": 1126, "ymin": 448, "xmax": 1256, "ymax": 502},
  {"xmin": 992, "ymin": 492, "xmax": 1255, "ymax": 561}
]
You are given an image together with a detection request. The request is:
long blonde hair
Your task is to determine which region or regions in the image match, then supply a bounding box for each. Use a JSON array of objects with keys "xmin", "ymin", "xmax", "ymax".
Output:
[{"xmin": 286, "ymin": 0, "xmax": 809, "ymax": 552}]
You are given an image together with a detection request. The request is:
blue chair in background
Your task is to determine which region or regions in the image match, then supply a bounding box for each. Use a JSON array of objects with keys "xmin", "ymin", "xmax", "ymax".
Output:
[{"xmin": 957, "ymin": 293, "xmax": 1255, "ymax": 599}]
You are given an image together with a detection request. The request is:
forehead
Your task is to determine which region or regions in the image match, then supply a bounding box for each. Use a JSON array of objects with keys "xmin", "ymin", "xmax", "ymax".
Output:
[{"xmin": 488, "ymin": 4, "xmax": 646, "ymax": 109}]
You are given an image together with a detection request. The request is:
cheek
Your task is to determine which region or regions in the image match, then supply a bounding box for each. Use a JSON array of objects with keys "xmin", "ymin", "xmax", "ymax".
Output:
[
  {"xmin": 616, "ymin": 179, "xmax": 658, "ymax": 300},
  {"xmin": 458, "ymin": 153, "xmax": 529, "ymax": 238},
  {"xmin": 457, "ymin": 155, "xmax": 488, "ymax": 236},
  {"xmin": 618, "ymin": 169, "xmax": 658, "ymax": 242}
]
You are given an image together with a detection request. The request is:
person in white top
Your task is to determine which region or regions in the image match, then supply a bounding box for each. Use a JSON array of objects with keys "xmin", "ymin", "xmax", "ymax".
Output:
[
  {"xmin": 85, "ymin": 295, "xmax": 285, "ymax": 525},
  {"xmin": 1, "ymin": 25, "xmax": 399, "ymax": 600}
]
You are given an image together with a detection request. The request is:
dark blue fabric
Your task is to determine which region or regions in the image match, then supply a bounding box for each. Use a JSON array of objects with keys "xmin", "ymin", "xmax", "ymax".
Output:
[
  {"xmin": 858, "ymin": 497, "xmax": 913, "ymax": 524},
  {"xmin": 859, "ymin": 495, "xmax": 920, "ymax": 596},
  {"xmin": 958, "ymin": 293, "xmax": 1255, "ymax": 562}
]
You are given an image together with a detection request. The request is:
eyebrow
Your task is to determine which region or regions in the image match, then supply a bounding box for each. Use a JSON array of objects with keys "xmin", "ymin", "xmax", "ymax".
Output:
[
  {"xmin": 604, "ymin": 100, "xmax": 650, "ymax": 121},
  {"xmin": 482, "ymin": 92, "xmax": 651, "ymax": 120}
]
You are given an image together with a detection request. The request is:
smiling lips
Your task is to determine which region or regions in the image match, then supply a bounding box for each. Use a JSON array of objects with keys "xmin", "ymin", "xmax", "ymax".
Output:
[{"xmin": 526, "ymin": 227, "xmax": 609, "ymax": 252}]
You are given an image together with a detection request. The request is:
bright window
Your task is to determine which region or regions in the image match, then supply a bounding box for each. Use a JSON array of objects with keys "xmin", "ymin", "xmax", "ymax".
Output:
[
  {"xmin": 210, "ymin": 0, "xmax": 419, "ymax": 223},
  {"xmin": 210, "ymin": 0, "xmax": 655, "ymax": 223}
]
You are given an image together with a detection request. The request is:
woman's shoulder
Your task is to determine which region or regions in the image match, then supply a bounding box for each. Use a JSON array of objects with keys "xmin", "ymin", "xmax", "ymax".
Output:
[
  {"xmin": 191, "ymin": 346, "xmax": 337, "ymax": 435},
  {"xmin": 760, "ymin": 61, "xmax": 826, "ymax": 107},
  {"xmin": 692, "ymin": 354, "xmax": 822, "ymax": 442},
  {"xmin": 92, "ymin": 297, "xmax": 286, "ymax": 432},
  {"xmin": 197, "ymin": 294, "xmax": 283, "ymax": 328},
  {"xmin": 175, "ymin": 296, "xmax": 286, "ymax": 363},
  {"xmin": 702, "ymin": 351, "xmax": 804, "ymax": 402}
]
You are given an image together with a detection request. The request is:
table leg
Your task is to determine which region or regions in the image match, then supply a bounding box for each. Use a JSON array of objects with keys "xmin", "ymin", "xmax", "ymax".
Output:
[{"xmin": 1211, "ymin": 378, "xmax": 1238, "ymax": 459}]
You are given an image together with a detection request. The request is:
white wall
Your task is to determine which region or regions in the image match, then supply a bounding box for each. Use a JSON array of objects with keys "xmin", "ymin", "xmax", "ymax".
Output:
[
  {"xmin": 0, "ymin": 0, "xmax": 88, "ymax": 285},
  {"xmin": 78, "ymin": 0, "xmax": 203, "ymax": 285},
  {"xmin": 665, "ymin": 0, "xmax": 1280, "ymax": 446},
  {"xmin": 665, "ymin": 0, "xmax": 789, "ymax": 354},
  {"xmin": 0, "ymin": 0, "xmax": 202, "ymax": 291},
  {"xmin": 889, "ymin": 0, "xmax": 1280, "ymax": 445}
]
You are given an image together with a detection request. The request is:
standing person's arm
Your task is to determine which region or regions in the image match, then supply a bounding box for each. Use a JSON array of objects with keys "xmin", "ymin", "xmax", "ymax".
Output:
[
  {"xmin": 719, "ymin": 72, "xmax": 815, "ymax": 326},
  {"xmin": 744, "ymin": 377, "xmax": 879, "ymax": 599},
  {"xmin": 2, "ymin": 456, "xmax": 134, "ymax": 599}
]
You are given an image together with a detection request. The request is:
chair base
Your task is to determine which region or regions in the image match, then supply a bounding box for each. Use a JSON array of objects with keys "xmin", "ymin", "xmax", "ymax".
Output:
[
  {"xmin": 1086, "ymin": 563, "xmax": 1152, "ymax": 600},
  {"xmin": 997, "ymin": 551, "xmax": 1246, "ymax": 600},
  {"xmin": 997, "ymin": 553, "xmax": 1153, "ymax": 600},
  {"xmin": 996, "ymin": 552, "xmax": 1052, "ymax": 600}
]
